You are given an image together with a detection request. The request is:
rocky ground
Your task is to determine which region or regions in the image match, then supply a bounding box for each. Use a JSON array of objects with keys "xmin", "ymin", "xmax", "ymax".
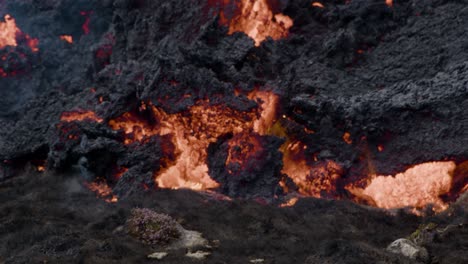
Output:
[{"xmin": 0, "ymin": 170, "xmax": 466, "ymax": 263}]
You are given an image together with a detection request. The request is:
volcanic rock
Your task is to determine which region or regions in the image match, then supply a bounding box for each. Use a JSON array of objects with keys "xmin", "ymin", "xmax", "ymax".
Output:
[
  {"xmin": 147, "ymin": 252, "xmax": 168, "ymax": 260},
  {"xmin": 185, "ymin": 250, "xmax": 211, "ymax": 260},
  {"xmin": 168, "ymin": 227, "xmax": 209, "ymax": 250},
  {"xmin": 387, "ymin": 238, "xmax": 429, "ymax": 262}
]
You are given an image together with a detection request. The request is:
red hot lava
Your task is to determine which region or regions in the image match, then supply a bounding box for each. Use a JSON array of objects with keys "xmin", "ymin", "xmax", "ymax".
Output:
[
  {"xmin": 211, "ymin": 0, "xmax": 293, "ymax": 46},
  {"xmin": 85, "ymin": 181, "xmax": 118, "ymax": 203},
  {"xmin": 60, "ymin": 35, "xmax": 73, "ymax": 44},
  {"xmin": 346, "ymin": 161, "xmax": 466, "ymax": 214},
  {"xmin": 60, "ymin": 110, "xmax": 103, "ymax": 123},
  {"xmin": 225, "ymin": 133, "xmax": 264, "ymax": 175},
  {"xmin": 60, "ymin": 89, "xmax": 467, "ymax": 214},
  {"xmin": 0, "ymin": 14, "xmax": 39, "ymax": 52},
  {"xmin": 109, "ymin": 89, "xmax": 279, "ymax": 190}
]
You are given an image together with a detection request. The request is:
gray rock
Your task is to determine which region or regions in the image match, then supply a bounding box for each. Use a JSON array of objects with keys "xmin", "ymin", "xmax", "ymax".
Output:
[
  {"xmin": 387, "ymin": 238, "xmax": 428, "ymax": 262},
  {"xmin": 167, "ymin": 226, "xmax": 208, "ymax": 250},
  {"xmin": 147, "ymin": 252, "xmax": 168, "ymax": 260},
  {"xmin": 185, "ymin": 250, "xmax": 211, "ymax": 260}
]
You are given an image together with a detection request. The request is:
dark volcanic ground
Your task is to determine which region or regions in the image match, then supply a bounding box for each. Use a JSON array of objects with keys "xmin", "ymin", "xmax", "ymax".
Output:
[
  {"xmin": 0, "ymin": 171, "xmax": 467, "ymax": 263},
  {"xmin": 0, "ymin": 0, "xmax": 468, "ymax": 263}
]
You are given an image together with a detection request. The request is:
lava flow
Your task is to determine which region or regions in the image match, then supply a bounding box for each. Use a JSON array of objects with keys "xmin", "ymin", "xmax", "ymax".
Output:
[
  {"xmin": 85, "ymin": 181, "xmax": 118, "ymax": 203},
  {"xmin": 0, "ymin": 14, "xmax": 39, "ymax": 52},
  {"xmin": 214, "ymin": 0, "xmax": 293, "ymax": 46},
  {"xmin": 346, "ymin": 161, "xmax": 458, "ymax": 213},
  {"xmin": 60, "ymin": 110, "xmax": 103, "ymax": 123},
  {"xmin": 60, "ymin": 35, "xmax": 73, "ymax": 44},
  {"xmin": 109, "ymin": 90, "xmax": 279, "ymax": 191},
  {"xmin": 225, "ymin": 132, "xmax": 264, "ymax": 175},
  {"xmin": 280, "ymin": 139, "xmax": 343, "ymax": 198}
]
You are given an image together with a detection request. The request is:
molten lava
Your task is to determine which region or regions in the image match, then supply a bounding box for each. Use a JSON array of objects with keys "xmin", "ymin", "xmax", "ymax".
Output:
[
  {"xmin": 311, "ymin": 2, "xmax": 324, "ymax": 8},
  {"xmin": 109, "ymin": 90, "xmax": 280, "ymax": 191},
  {"xmin": 60, "ymin": 110, "xmax": 103, "ymax": 123},
  {"xmin": 279, "ymin": 197, "xmax": 299, "ymax": 207},
  {"xmin": 60, "ymin": 35, "xmax": 73, "ymax": 44},
  {"xmin": 85, "ymin": 181, "xmax": 118, "ymax": 203},
  {"xmin": 278, "ymin": 136, "xmax": 344, "ymax": 198},
  {"xmin": 347, "ymin": 161, "xmax": 457, "ymax": 213},
  {"xmin": 225, "ymin": 133, "xmax": 264, "ymax": 175},
  {"xmin": 216, "ymin": 0, "xmax": 293, "ymax": 46},
  {"xmin": 0, "ymin": 15, "xmax": 17, "ymax": 48},
  {"xmin": 342, "ymin": 132, "xmax": 352, "ymax": 144},
  {"xmin": 0, "ymin": 14, "xmax": 38, "ymax": 52}
]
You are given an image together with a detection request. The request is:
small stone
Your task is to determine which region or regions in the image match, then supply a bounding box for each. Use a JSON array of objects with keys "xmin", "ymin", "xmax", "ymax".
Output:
[
  {"xmin": 250, "ymin": 259, "xmax": 265, "ymax": 263},
  {"xmin": 185, "ymin": 250, "xmax": 211, "ymax": 260},
  {"xmin": 147, "ymin": 252, "xmax": 168, "ymax": 260},
  {"xmin": 387, "ymin": 238, "xmax": 428, "ymax": 261},
  {"xmin": 112, "ymin": 225, "xmax": 124, "ymax": 234},
  {"xmin": 168, "ymin": 228, "xmax": 208, "ymax": 249}
]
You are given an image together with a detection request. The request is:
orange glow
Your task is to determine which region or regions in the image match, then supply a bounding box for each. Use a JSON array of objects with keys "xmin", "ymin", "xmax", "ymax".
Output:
[
  {"xmin": 377, "ymin": 145, "xmax": 384, "ymax": 152},
  {"xmin": 0, "ymin": 15, "xmax": 19, "ymax": 49},
  {"xmin": 85, "ymin": 181, "xmax": 118, "ymax": 203},
  {"xmin": 346, "ymin": 161, "xmax": 456, "ymax": 213},
  {"xmin": 109, "ymin": 89, "xmax": 280, "ymax": 191},
  {"xmin": 462, "ymin": 184, "xmax": 468, "ymax": 193},
  {"xmin": 342, "ymin": 132, "xmax": 352, "ymax": 144},
  {"xmin": 225, "ymin": 133, "xmax": 263, "ymax": 175},
  {"xmin": 280, "ymin": 197, "xmax": 299, "ymax": 207},
  {"xmin": 218, "ymin": 0, "xmax": 293, "ymax": 46},
  {"xmin": 115, "ymin": 167, "xmax": 128, "ymax": 180},
  {"xmin": 60, "ymin": 35, "xmax": 73, "ymax": 44},
  {"xmin": 26, "ymin": 36, "xmax": 39, "ymax": 52},
  {"xmin": 386, "ymin": 0, "xmax": 393, "ymax": 7},
  {"xmin": 311, "ymin": 2, "xmax": 324, "ymax": 8},
  {"xmin": 280, "ymin": 139, "xmax": 343, "ymax": 198},
  {"xmin": 37, "ymin": 165, "xmax": 45, "ymax": 172},
  {"xmin": 0, "ymin": 14, "xmax": 39, "ymax": 52},
  {"xmin": 60, "ymin": 110, "xmax": 103, "ymax": 123}
]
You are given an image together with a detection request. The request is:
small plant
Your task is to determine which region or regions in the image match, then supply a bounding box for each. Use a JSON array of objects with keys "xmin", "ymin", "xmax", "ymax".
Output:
[
  {"xmin": 408, "ymin": 222, "xmax": 438, "ymax": 245},
  {"xmin": 126, "ymin": 208, "xmax": 181, "ymax": 245}
]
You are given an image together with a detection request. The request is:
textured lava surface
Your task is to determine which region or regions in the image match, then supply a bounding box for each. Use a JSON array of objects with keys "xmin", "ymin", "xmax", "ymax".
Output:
[{"xmin": 0, "ymin": 0, "xmax": 467, "ymax": 262}]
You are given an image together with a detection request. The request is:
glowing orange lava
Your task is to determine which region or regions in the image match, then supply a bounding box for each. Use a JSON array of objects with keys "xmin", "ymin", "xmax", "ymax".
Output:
[
  {"xmin": 60, "ymin": 110, "xmax": 103, "ymax": 123},
  {"xmin": 347, "ymin": 161, "xmax": 456, "ymax": 213},
  {"xmin": 311, "ymin": 2, "xmax": 324, "ymax": 8},
  {"xmin": 225, "ymin": 133, "xmax": 263, "ymax": 175},
  {"xmin": 0, "ymin": 15, "xmax": 18, "ymax": 48},
  {"xmin": 60, "ymin": 35, "xmax": 73, "ymax": 44},
  {"xmin": 218, "ymin": 0, "xmax": 293, "ymax": 46},
  {"xmin": 0, "ymin": 14, "xmax": 39, "ymax": 52},
  {"xmin": 280, "ymin": 197, "xmax": 299, "ymax": 207},
  {"xmin": 386, "ymin": 0, "xmax": 393, "ymax": 7},
  {"xmin": 115, "ymin": 167, "xmax": 129, "ymax": 180},
  {"xmin": 109, "ymin": 90, "xmax": 280, "ymax": 191},
  {"xmin": 343, "ymin": 132, "xmax": 352, "ymax": 145},
  {"xmin": 462, "ymin": 184, "xmax": 468, "ymax": 193},
  {"xmin": 85, "ymin": 181, "xmax": 118, "ymax": 203},
  {"xmin": 280, "ymin": 139, "xmax": 343, "ymax": 198}
]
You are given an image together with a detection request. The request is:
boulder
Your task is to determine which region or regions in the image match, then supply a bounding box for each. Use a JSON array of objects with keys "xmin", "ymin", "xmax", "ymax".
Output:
[{"xmin": 387, "ymin": 238, "xmax": 428, "ymax": 262}]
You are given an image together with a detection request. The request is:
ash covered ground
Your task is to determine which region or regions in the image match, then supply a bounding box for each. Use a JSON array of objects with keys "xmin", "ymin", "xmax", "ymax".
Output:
[{"xmin": 0, "ymin": 0, "xmax": 467, "ymax": 263}]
